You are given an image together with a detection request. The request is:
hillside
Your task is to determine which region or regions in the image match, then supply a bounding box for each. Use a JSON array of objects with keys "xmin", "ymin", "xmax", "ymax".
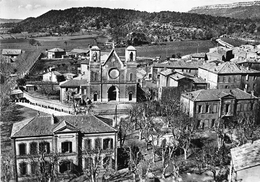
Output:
[
  {"xmin": 189, "ymin": 1, "xmax": 260, "ymax": 19},
  {"xmin": 8, "ymin": 7, "xmax": 260, "ymax": 42},
  {"xmin": 0, "ymin": 18, "xmax": 23, "ymax": 24}
]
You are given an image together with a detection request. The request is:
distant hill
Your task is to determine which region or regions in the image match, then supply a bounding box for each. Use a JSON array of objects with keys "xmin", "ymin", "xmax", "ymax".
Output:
[
  {"xmin": 7, "ymin": 7, "xmax": 260, "ymax": 42},
  {"xmin": 189, "ymin": 1, "xmax": 260, "ymax": 19},
  {"xmin": 0, "ymin": 18, "xmax": 23, "ymax": 24}
]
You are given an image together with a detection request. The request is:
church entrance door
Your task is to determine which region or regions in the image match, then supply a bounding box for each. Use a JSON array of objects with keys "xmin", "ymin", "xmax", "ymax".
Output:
[{"xmin": 108, "ymin": 86, "xmax": 118, "ymax": 101}]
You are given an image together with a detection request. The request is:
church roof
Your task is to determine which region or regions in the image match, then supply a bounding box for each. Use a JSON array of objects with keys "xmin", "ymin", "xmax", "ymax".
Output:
[{"xmin": 11, "ymin": 114, "xmax": 116, "ymax": 138}]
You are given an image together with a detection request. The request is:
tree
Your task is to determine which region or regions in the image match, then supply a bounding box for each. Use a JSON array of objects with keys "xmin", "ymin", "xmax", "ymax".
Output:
[{"xmin": 29, "ymin": 39, "xmax": 41, "ymax": 47}]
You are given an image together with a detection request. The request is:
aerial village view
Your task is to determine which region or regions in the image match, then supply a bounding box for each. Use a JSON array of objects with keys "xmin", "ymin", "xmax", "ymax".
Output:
[{"xmin": 1, "ymin": 0, "xmax": 260, "ymax": 182}]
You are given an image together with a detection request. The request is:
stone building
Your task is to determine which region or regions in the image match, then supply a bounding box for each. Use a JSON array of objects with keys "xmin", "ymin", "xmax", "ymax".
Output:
[
  {"xmin": 180, "ymin": 88, "xmax": 259, "ymax": 129},
  {"xmin": 198, "ymin": 62, "xmax": 260, "ymax": 95},
  {"xmin": 60, "ymin": 46, "xmax": 138, "ymax": 103},
  {"xmin": 11, "ymin": 114, "xmax": 117, "ymax": 181}
]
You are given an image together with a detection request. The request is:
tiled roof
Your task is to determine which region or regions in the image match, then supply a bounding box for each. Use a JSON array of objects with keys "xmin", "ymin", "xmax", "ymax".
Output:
[
  {"xmin": 154, "ymin": 60, "xmax": 203, "ymax": 69},
  {"xmin": 200, "ymin": 62, "xmax": 260, "ymax": 74},
  {"xmin": 44, "ymin": 71, "xmax": 62, "ymax": 76},
  {"xmin": 231, "ymin": 139, "xmax": 260, "ymax": 171},
  {"xmin": 70, "ymin": 48, "xmax": 89, "ymax": 54},
  {"xmin": 169, "ymin": 72, "xmax": 186, "ymax": 80},
  {"xmin": 60, "ymin": 79, "xmax": 88, "ymax": 87},
  {"xmin": 2, "ymin": 49, "xmax": 22, "ymax": 55},
  {"xmin": 191, "ymin": 53, "xmax": 206, "ymax": 58},
  {"xmin": 48, "ymin": 48, "xmax": 65, "ymax": 52},
  {"xmin": 160, "ymin": 69, "xmax": 174, "ymax": 76},
  {"xmin": 11, "ymin": 114, "xmax": 116, "ymax": 138},
  {"xmin": 182, "ymin": 88, "xmax": 257, "ymax": 101},
  {"xmin": 10, "ymin": 89, "xmax": 23, "ymax": 95}
]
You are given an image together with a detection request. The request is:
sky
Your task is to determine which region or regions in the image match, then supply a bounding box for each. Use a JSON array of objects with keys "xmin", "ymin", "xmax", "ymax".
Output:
[{"xmin": 0, "ymin": 0, "xmax": 257, "ymax": 19}]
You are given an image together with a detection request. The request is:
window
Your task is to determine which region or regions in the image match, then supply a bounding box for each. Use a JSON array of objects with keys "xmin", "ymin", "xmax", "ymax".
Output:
[
  {"xmin": 130, "ymin": 52, "xmax": 133, "ymax": 61},
  {"xmin": 31, "ymin": 162, "xmax": 38, "ymax": 175},
  {"xmin": 225, "ymin": 104, "xmax": 230, "ymax": 114},
  {"xmin": 205, "ymin": 105, "xmax": 209, "ymax": 113},
  {"xmin": 213, "ymin": 105, "xmax": 217, "ymax": 113},
  {"xmin": 223, "ymin": 76, "xmax": 225, "ymax": 83},
  {"xmin": 198, "ymin": 105, "xmax": 202, "ymax": 113},
  {"xmin": 19, "ymin": 143, "xmax": 26, "ymax": 155},
  {"xmin": 129, "ymin": 73, "xmax": 133, "ymax": 81},
  {"xmin": 237, "ymin": 104, "xmax": 241, "ymax": 112},
  {"xmin": 149, "ymin": 74, "xmax": 152, "ymax": 79},
  {"xmin": 85, "ymin": 139, "xmax": 92, "ymax": 150},
  {"xmin": 204, "ymin": 119, "xmax": 209, "ymax": 128},
  {"xmin": 85, "ymin": 157, "xmax": 93, "ymax": 170},
  {"xmin": 103, "ymin": 138, "xmax": 113, "ymax": 150},
  {"xmin": 30, "ymin": 142, "xmax": 37, "ymax": 155},
  {"xmin": 228, "ymin": 77, "xmax": 231, "ymax": 83},
  {"xmin": 250, "ymin": 103, "xmax": 254, "ymax": 110},
  {"xmin": 129, "ymin": 92, "xmax": 133, "ymax": 101},
  {"xmin": 93, "ymin": 52, "xmax": 97, "ymax": 62},
  {"xmin": 19, "ymin": 162, "xmax": 27, "ymax": 176},
  {"xmin": 211, "ymin": 119, "xmax": 215, "ymax": 128},
  {"xmin": 61, "ymin": 141, "xmax": 72, "ymax": 153},
  {"xmin": 244, "ymin": 103, "xmax": 248, "ymax": 111},
  {"xmin": 95, "ymin": 138, "xmax": 101, "ymax": 150},
  {"xmin": 94, "ymin": 93, "xmax": 97, "ymax": 101},
  {"xmin": 59, "ymin": 160, "xmax": 71, "ymax": 173},
  {"xmin": 39, "ymin": 142, "xmax": 50, "ymax": 154},
  {"xmin": 197, "ymin": 120, "xmax": 201, "ymax": 129}
]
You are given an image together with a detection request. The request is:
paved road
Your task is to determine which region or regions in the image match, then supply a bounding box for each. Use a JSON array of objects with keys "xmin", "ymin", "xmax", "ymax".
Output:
[{"xmin": 16, "ymin": 103, "xmax": 71, "ymax": 116}]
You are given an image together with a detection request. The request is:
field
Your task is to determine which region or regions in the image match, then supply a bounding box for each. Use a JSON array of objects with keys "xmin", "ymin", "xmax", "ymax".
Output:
[{"xmin": 1, "ymin": 32, "xmax": 216, "ymax": 58}]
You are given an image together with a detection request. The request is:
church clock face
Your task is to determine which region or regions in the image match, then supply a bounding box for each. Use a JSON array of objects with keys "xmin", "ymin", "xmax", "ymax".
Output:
[{"xmin": 109, "ymin": 68, "xmax": 120, "ymax": 79}]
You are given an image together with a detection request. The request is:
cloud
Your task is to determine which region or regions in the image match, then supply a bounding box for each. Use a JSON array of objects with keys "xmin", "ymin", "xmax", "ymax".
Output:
[{"xmin": 25, "ymin": 4, "xmax": 33, "ymax": 10}]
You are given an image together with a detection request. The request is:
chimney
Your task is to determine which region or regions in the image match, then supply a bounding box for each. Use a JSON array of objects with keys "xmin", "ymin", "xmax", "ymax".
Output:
[{"xmin": 51, "ymin": 114, "xmax": 56, "ymax": 124}]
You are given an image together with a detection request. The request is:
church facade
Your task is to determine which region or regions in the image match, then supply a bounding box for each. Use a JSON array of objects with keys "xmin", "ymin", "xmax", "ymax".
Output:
[{"xmin": 60, "ymin": 46, "xmax": 138, "ymax": 103}]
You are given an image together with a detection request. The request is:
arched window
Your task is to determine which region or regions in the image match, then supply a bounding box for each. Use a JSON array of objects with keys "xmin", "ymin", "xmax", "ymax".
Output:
[
  {"xmin": 129, "ymin": 52, "xmax": 133, "ymax": 61},
  {"xmin": 103, "ymin": 138, "xmax": 113, "ymax": 150},
  {"xmin": 94, "ymin": 93, "xmax": 98, "ymax": 101},
  {"xmin": 59, "ymin": 160, "xmax": 71, "ymax": 173},
  {"xmin": 30, "ymin": 142, "xmax": 38, "ymax": 155},
  {"xmin": 129, "ymin": 92, "xmax": 133, "ymax": 101},
  {"xmin": 93, "ymin": 52, "xmax": 97, "ymax": 62},
  {"xmin": 61, "ymin": 141, "xmax": 72, "ymax": 153},
  {"xmin": 39, "ymin": 141, "xmax": 50, "ymax": 154},
  {"xmin": 85, "ymin": 157, "xmax": 93, "ymax": 170},
  {"xmin": 129, "ymin": 73, "xmax": 133, "ymax": 81},
  {"xmin": 19, "ymin": 162, "xmax": 27, "ymax": 176},
  {"xmin": 19, "ymin": 143, "xmax": 26, "ymax": 156}
]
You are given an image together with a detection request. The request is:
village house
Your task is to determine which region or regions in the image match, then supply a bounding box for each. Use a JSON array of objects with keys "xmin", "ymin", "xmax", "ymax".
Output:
[
  {"xmin": 230, "ymin": 139, "xmax": 260, "ymax": 182},
  {"xmin": 47, "ymin": 48, "xmax": 66, "ymax": 59},
  {"xmin": 198, "ymin": 62, "xmax": 260, "ymax": 95},
  {"xmin": 158, "ymin": 69, "xmax": 207, "ymax": 99},
  {"xmin": 42, "ymin": 71, "xmax": 63, "ymax": 83},
  {"xmin": 68, "ymin": 48, "xmax": 89, "ymax": 59},
  {"xmin": 153, "ymin": 60, "xmax": 204, "ymax": 82},
  {"xmin": 60, "ymin": 46, "xmax": 138, "ymax": 103},
  {"xmin": 11, "ymin": 114, "xmax": 117, "ymax": 181},
  {"xmin": 1, "ymin": 49, "xmax": 22, "ymax": 63},
  {"xmin": 207, "ymin": 46, "xmax": 234, "ymax": 61},
  {"xmin": 180, "ymin": 88, "xmax": 259, "ymax": 129}
]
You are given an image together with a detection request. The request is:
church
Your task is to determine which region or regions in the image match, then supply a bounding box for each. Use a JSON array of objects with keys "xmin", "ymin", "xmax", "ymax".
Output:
[{"xmin": 60, "ymin": 46, "xmax": 138, "ymax": 103}]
